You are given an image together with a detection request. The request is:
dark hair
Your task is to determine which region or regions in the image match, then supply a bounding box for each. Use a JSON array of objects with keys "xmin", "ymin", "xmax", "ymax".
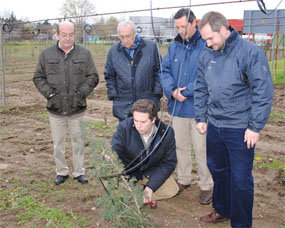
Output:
[
  {"xmin": 198, "ymin": 11, "xmax": 229, "ymax": 32},
  {"xmin": 131, "ymin": 99, "xmax": 157, "ymax": 121},
  {"xmin": 174, "ymin": 8, "xmax": 196, "ymax": 23}
]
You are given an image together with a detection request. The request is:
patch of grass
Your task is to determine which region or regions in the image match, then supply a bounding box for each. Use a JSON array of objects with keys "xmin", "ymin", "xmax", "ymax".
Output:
[
  {"xmin": 269, "ymin": 112, "xmax": 285, "ymax": 122},
  {"xmin": 0, "ymin": 178, "xmax": 89, "ymax": 227},
  {"xmin": 269, "ymin": 58, "xmax": 285, "ymax": 85},
  {"xmin": 37, "ymin": 112, "xmax": 49, "ymax": 117},
  {"xmin": 254, "ymin": 155, "xmax": 285, "ymax": 171}
]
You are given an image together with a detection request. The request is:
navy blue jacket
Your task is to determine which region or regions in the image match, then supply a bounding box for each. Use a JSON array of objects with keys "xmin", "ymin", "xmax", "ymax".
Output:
[
  {"xmin": 160, "ymin": 29, "xmax": 206, "ymax": 117},
  {"xmin": 104, "ymin": 38, "xmax": 163, "ymax": 121},
  {"xmin": 194, "ymin": 27, "xmax": 274, "ymax": 132},
  {"xmin": 111, "ymin": 118, "xmax": 177, "ymax": 192}
]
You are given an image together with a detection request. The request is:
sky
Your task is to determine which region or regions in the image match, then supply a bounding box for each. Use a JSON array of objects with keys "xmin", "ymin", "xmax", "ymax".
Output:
[{"xmin": 1, "ymin": 0, "xmax": 284, "ymax": 23}]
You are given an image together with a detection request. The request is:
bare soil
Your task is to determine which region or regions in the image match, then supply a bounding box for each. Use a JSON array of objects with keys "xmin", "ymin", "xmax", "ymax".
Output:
[{"xmin": 0, "ymin": 69, "xmax": 284, "ymax": 227}]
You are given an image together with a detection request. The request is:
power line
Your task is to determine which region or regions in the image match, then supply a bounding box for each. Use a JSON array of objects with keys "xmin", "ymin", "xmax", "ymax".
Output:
[{"xmin": 4, "ymin": 0, "xmax": 256, "ymax": 25}]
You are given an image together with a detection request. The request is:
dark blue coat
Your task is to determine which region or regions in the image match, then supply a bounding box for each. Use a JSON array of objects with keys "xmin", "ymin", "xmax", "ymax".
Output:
[
  {"xmin": 111, "ymin": 118, "xmax": 177, "ymax": 192},
  {"xmin": 104, "ymin": 38, "xmax": 163, "ymax": 121},
  {"xmin": 194, "ymin": 27, "xmax": 274, "ymax": 132},
  {"xmin": 160, "ymin": 29, "xmax": 206, "ymax": 117}
]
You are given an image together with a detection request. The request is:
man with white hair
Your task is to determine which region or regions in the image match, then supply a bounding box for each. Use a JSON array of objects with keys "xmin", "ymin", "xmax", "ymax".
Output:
[{"xmin": 104, "ymin": 20, "xmax": 162, "ymax": 122}]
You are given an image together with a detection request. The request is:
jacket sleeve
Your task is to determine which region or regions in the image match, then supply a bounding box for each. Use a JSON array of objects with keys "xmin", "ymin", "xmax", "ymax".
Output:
[
  {"xmin": 33, "ymin": 52, "xmax": 55, "ymax": 99},
  {"xmin": 245, "ymin": 46, "xmax": 274, "ymax": 132},
  {"xmin": 110, "ymin": 122, "xmax": 129, "ymax": 167},
  {"xmin": 194, "ymin": 56, "xmax": 209, "ymax": 123},
  {"xmin": 104, "ymin": 48, "xmax": 118, "ymax": 100},
  {"xmin": 153, "ymin": 44, "xmax": 163, "ymax": 97},
  {"xmin": 159, "ymin": 47, "xmax": 177, "ymax": 100},
  {"xmin": 78, "ymin": 51, "xmax": 99, "ymax": 97},
  {"xmin": 145, "ymin": 128, "xmax": 177, "ymax": 192}
]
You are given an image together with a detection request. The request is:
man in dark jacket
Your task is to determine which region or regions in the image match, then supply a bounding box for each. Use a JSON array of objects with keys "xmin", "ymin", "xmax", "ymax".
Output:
[
  {"xmin": 104, "ymin": 20, "xmax": 162, "ymax": 122},
  {"xmin": 33, "ymin": 21, "xmax": 99, "ymax": 185},
  {"xmin": 160, "ymin": 8, "xmax": 213, "ymax": 204},
  {"xmin": 194, "ymin": 12, "xmax": 274, "ymax": 227},
  {"xmin": 111, "ymin": 99, "xmax": 179, "ymax": 206}
]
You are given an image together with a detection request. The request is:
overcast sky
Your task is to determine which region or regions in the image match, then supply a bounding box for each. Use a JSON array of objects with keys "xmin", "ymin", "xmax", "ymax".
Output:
[{"xmin": 1, "ymin": 0, "xmax": 284, "ymax": 22}]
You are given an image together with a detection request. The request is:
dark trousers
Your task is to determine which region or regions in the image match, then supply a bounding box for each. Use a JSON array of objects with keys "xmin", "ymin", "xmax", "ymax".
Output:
[{"xmin": 207, "ymin": 122, "xmax": 254, "ymax": 228}]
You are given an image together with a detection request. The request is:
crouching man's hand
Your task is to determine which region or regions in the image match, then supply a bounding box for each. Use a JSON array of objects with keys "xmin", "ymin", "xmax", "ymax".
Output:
[{"xmin": 143, "ymin": 186, "xmax": 153, "ymax": 204}]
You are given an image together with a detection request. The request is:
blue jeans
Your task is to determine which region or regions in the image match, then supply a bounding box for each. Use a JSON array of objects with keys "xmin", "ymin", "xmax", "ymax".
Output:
[{"xmin": 207, "ymin": 123, "xmax": 254, "ymax": 228}]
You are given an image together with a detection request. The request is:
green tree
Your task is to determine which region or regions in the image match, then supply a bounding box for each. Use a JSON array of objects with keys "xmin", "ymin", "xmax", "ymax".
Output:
[{"xmin": 60, "ymin": 0, "xmax": 96, "ymax": 26}]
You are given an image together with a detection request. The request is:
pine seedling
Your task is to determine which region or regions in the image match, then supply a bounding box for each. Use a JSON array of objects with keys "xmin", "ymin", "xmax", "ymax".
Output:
[{"xmin": 82, "ymin": 123, "xmax": 154, "ymax": 227}]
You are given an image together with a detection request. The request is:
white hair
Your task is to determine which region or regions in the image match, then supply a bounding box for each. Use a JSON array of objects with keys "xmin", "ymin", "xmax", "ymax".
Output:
[{"xmin": 117, "ymin": 20, "xmax": 137, "ymax": 34}]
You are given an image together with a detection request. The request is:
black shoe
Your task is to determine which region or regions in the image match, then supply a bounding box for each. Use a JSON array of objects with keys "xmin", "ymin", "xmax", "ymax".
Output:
[
  {"xmin": 55, "ymin": 175, "xmax": 69, "ymax": 185},
  {"xmin": 74, "ymin": 175, "xmax": 88, "ymax": 184}
]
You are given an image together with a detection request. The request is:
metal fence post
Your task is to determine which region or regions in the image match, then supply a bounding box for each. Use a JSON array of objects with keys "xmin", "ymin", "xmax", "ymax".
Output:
[{"xmin": 0, "ymin": 22, "xmax": 6, "ymax": 106}]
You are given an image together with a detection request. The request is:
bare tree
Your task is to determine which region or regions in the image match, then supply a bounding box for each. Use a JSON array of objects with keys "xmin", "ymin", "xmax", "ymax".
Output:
[{"xmin": 60, "ymin": 0, "xmax": 96, "ymax": 25}]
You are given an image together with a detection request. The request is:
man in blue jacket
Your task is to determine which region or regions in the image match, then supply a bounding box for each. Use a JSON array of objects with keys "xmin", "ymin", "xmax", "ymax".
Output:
[
  {"xmin": 104, "ymin": 20, "xmax": 162, "ymax": 122},
  {"xmin": 160, "ymin": 8, "xmax": 213, "ymax": 204},
  {"xmin": 195, "ymin": 11, "xmax": 274, "ymax": 227},
  {"xmin": 111, "ymin": 99, "xmax": 179, "ymax": 207}
]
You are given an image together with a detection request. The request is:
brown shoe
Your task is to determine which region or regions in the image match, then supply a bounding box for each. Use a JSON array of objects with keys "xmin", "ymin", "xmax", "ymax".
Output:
[
  {"xmin": 177, "ymin": 183, "xmax": 190, "ymax": 195},
  {"xmin": 200, "ymin": 211, "xmax": 230, "ymax": 224},
  {"xmin": 199, "ymin": 190, "xmax": 212, "ymax": 205}
]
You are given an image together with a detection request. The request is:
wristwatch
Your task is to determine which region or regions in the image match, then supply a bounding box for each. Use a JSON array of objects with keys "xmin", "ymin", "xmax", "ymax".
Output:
[{"xmin": 48, "ymin": 93, "xmax": 56, "ymax": 99}]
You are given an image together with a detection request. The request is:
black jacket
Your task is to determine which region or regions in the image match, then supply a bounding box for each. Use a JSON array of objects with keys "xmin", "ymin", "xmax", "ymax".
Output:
[
  {"xmin": 111, "ymin": 117, "xmax": 177, "ymax": 192},
  {"xmin": 33, "ymin": 42, "xmax": 99, "ymax": 116},
  {"xmin": 104, "ymin": 38, "xmax": 162, "ymax": 120}
]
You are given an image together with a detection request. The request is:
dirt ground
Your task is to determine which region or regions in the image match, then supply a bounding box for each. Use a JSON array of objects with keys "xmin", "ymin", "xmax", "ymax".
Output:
[{"xmin": 0, "ymin": 68, "xmax": 284, "ymax": 227}]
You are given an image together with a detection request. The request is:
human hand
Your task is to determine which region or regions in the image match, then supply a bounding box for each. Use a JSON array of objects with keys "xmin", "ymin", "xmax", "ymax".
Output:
[
  {"xmin": 196, "ymin": 122, "xmax": 207, "ymax": 134},
  {"xmin": 143, "ymin": 186, "xmax": 153, "ymax": 204},
  {"xmin": 244, "ymin": 129, "xmax": 259, "ymax": 149},
  {"xmin": 172, "ymin": 87, "xmax": 187, "ymax": 102}
]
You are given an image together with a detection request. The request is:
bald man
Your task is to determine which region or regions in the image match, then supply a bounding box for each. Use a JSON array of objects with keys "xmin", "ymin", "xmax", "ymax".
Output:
[{"xmin": 33, "ymin": 21, "xmax": 99, "ymax": 185}]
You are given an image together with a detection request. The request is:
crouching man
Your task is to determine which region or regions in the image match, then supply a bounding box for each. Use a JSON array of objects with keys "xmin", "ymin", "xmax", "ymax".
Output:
[{"xmin": 111, "ymin": 99, "xmax": 179, "ymax": 207}]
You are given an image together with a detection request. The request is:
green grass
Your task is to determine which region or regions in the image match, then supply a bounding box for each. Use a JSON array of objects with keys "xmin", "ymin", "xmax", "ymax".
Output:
[
  {"xmin": 254, "ymin": 155, "xmax": 285, "ymax": 171},
  {"xmin": 269, "ymin": 58, "xmax": 285, "ymax": 85},
  {"xmin": 0, "ymin": 177, "xmax": 91, "ymax": 227},
  {"xmin": 269, "ymin": 112, "xmax": 285, "ymax": 122}
]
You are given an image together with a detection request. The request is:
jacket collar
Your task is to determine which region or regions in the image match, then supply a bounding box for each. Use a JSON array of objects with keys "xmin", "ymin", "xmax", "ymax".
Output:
[
  {"xmin": 174, "ymin": 26, "xmax": 201, "ymax": 46},
  {"xmin": 206, "ymin": 26, "xmax": 239, "ymax": 54},
  {"xmin": 222, "ymin": 26, "xmax": 239, "ymax": 53},
  {"xmin": 56, "ymin": 40, "xmax": 76, "ymax": 55},
  {"xmin": 116, "ymin": 37, "xmax": 146, "ymax": 52}
]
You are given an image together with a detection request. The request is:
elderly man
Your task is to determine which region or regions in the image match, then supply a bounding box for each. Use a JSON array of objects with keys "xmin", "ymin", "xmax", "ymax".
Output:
[
  {"xmin": 104, "ymin": 20, "xmax": 162, "ymax": 122},
  {"xmin": 160, "ymin": 8, "xmax": 213, "ymax": 204},
  {"xmin": 194, "ymin": 11, "xmax": 274, "ymax": 227},
  {"xmin": 111, "ymin": 99, "xmax": 179, "ymax": 208},
  {"xmin": 33, "ymin": 21, "xmax": 99, "ymax": 185}
]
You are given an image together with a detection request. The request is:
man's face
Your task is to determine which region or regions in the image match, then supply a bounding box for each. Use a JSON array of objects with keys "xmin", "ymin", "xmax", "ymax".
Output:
[
  {"xmin": 174, "ymin": 15, "xmax": 196, "ymax": 40},
  {"xmin": 56, "ymin": 22, "xmax": 75, "ymax": 51},
  {"xmin": 118, "ymin": 25, "xmax": 136, "ymax": 49},
  {"xmin": 133, "ymin": 111, "xmax": 155, "ymax": 137},
  {"xmin": 200, "ymin": 23, "xmax": 226, "ymax": 51}
]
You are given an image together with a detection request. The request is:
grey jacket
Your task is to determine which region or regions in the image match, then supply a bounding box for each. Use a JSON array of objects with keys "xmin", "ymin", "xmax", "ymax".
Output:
[{"xmin": 33, "ymin": 42, "xmax": 99, "ymax": 116}]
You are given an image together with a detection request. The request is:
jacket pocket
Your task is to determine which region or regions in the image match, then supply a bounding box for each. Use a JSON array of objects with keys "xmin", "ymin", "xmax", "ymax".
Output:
[
  {"xmin": 47, "ymin": 58, "xmax": 60, "ymax": 75},
  {"xmin": 47, "ymin": 94, "xmax": 62, "ymax": 113},
  {"xmin": 72, "ymin": 94, "xmax": 87, "ymax": 112},
  {"xmin": 72, "ymin": 58, "xmax": 88, "ymax": 76},
  {"xmin": 113, "ymin": 98, "xmax": 132, "ymax": 120}
]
